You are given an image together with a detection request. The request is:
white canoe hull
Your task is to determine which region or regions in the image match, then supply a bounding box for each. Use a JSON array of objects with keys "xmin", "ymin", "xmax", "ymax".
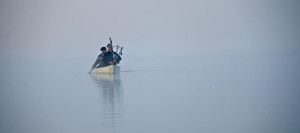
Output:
[{"xmin": 96, "ymin": 65, "xmax": 120, "ymax": 74}]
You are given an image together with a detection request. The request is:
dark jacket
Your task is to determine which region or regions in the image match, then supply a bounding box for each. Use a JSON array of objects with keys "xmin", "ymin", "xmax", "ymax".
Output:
[
  {"xmin": 103, "ymin": 51, "xmax": 122, "ymax": 65},
  {"xmin": 103, "ymin": 51, "xmax": 113, "ymax": 65}
]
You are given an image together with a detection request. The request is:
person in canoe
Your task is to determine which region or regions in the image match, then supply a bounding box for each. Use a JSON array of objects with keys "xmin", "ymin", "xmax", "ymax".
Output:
[
  {"xmin": 89, "ymin": 47, "xmax": 107, "ymax": 73},
  {"xmin": 102, "ymin": 43, "xmax": 122, "ymax": 66}
]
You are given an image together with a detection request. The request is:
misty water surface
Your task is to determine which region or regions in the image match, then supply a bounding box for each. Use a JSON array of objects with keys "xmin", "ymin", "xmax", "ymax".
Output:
[{"xmin": 0, "ymin": 53, "xmax": 299, "ymax": 133}]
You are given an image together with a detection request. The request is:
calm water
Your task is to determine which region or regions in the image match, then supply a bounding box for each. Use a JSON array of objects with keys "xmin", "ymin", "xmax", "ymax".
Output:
[{"xmin": 0, "ymin": 53, "xmax": 299, "ymax": 133}]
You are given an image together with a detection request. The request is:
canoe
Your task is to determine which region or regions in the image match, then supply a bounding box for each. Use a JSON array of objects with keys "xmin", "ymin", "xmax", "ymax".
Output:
[
  {"xmin": 95, "ymin": 73, "xmax": 120, "ymax": 81},
  {"xmin": 96, "ymin": 65, "xmax": 120, "ymax": 74}
]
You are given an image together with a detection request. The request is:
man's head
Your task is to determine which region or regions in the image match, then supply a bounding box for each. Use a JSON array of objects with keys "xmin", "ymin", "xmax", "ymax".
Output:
[
  {"xmin": 100, "ymin": 47, "xmax": 106, "ymax": 54},
  {"xmin": 107, "ymin": 43, "xmax": 113, "ymax": 51}
]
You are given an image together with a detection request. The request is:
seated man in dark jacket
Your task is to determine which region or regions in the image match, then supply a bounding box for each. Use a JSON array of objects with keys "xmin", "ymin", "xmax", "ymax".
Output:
[
  {"xmin": 102, "ymin": 43, "xmax": 121, "ymax": 66},
  {"xmin": 88, "ymin": 47, "xmax": 107, "ymax": 73}
]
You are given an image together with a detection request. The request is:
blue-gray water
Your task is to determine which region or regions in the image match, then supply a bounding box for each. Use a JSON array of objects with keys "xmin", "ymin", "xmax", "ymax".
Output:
[{"xmin": 0, "ymin": 52, "xmax": 299, "ymax": 133}]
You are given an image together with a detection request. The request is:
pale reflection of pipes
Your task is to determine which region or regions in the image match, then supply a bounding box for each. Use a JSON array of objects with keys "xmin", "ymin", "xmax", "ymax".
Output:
[{"xmin": 90, "ymin": 73, "xmax": 124, "ymax": 132}]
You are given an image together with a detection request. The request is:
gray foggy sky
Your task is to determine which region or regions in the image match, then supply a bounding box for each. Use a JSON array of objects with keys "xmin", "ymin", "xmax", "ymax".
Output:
[{"xmin": 0, "ymin": 0, "xmax": 299, "ymax": 57}]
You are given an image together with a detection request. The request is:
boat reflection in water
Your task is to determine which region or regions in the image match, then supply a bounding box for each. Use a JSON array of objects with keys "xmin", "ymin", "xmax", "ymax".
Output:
[{"xmin": 90, "ymin": 73, "xmax": 124, "ymax": 130}]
